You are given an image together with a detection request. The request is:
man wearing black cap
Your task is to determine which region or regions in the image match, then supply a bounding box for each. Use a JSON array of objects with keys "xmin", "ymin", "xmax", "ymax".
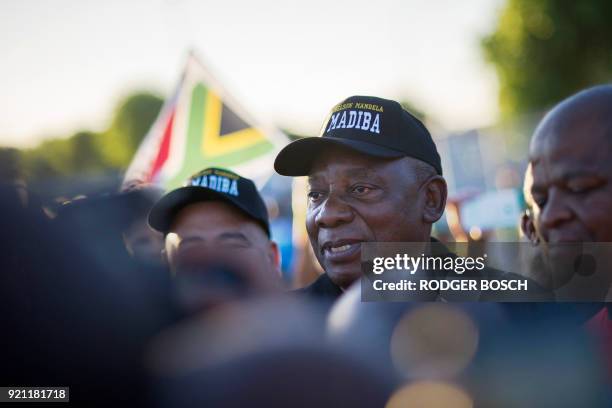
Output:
[
  {"xmin": 149, "ymin": 167, "xmax": 282, "ymax": 305},
  {"xmin": 275, "ymin": 96, "xmax": 447, "ymax": 300}
]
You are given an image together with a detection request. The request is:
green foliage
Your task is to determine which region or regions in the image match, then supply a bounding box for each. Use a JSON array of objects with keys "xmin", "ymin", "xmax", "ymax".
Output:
[
  {"xmin": 482, "ymin": 0, "xmax": 612, "ymax": 118},
  {"xmin": 0, "ymin": 148, "xmax": 23, "ymax": 182},
  {"xmin": 98, "ymin": 92, "xmax": 164, "ymax": 168},
  {"xmin": 21, "ymin": 91, "xmax": 163, "ymax": 181}
]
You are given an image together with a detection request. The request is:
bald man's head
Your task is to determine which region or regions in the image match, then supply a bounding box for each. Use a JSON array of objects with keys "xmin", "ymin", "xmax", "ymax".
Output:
[
  {"xmin": 531, "ymin": 85, "xmax": 612, "ymax": 157},
  {"xmin": 528, "ymin": 85, "xmax": 612, "ymax": 245}
]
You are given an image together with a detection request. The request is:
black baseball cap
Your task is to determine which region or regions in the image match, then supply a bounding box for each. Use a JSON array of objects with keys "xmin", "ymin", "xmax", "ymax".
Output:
[
  {"xmin": 274, "ymin": 95, "xmax": 442, "ymax": 176},
  {"xmin": 148, "ymin": 167, "xmax": 270, "ymax": 237}
]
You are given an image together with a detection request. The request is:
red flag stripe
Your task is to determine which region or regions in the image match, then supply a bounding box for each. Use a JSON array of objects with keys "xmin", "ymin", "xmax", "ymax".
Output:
[{"xmin": 149, "ymin": 107, "xmax": 176, "ymax": 182}]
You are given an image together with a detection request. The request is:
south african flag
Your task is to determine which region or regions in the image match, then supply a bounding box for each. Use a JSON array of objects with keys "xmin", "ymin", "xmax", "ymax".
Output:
[{"xmin": 124, "ymin": 52, "xmax": 287, "ymax": 190}]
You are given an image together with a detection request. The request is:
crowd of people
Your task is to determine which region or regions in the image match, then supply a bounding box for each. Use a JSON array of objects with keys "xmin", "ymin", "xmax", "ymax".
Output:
[{"xmin": 2, "ymin": 89, "xmax": 612, "ymax": 406}]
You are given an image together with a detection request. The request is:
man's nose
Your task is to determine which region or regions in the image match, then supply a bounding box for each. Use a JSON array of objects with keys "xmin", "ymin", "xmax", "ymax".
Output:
[
  {"xmin": 315, "ymin": 193, "xmax": 353, "ymax": 228},
  {"xmin": 540, "ymin": 188, "xmax": 573, "ymax": 230}
]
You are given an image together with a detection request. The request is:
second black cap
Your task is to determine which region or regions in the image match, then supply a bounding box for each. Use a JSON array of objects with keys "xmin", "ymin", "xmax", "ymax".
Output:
[{"xmin": 148, "ymin": 167, "xmax": 270, "ymax": 236}]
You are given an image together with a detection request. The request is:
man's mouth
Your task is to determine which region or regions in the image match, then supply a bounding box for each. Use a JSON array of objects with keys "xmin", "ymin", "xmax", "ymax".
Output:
[
  {"xmin": 330, "ymin": 244, "xmax": 354, "ymax": 253},
  {"xmin": 321, "ymin": 240, "xmax": 362, "ymax": 261}
]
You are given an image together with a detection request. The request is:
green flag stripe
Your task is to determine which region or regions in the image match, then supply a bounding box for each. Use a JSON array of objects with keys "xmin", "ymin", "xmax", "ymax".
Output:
[
  {"xmin": 166, "ymin": 83, "xmax": 208, "ymax": 188},
  {"xmin": 200, "ymin": 139, "xmax": 274, "ymax": 168}
]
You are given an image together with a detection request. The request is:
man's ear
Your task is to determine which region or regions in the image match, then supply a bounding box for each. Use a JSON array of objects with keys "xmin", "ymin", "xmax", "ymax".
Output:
[
  {"xmin": 521, "ymin": 211, "xmax": 539, "ymax": 245},
  {"xmin": 422, "ymin": 176, "xmax": 447, "ymax": 224},
  {"xmin": 269, "ymin": 241, "xmax": 282, "ymax": 276}
]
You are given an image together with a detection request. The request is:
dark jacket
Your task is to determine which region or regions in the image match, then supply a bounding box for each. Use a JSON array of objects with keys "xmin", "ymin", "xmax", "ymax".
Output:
[{"xmin": 293, "ymin": 273, "xmax": 343, "ymax": 302}]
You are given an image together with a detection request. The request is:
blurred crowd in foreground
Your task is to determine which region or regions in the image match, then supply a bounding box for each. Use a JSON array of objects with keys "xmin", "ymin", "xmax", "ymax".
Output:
[{"xmin": 2, "ymin": 88, "xmax": 612, "ymax": 407}]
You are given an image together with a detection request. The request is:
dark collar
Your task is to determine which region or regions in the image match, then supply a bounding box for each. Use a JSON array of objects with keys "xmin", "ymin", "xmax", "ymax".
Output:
[{"xmin": 294, "ymin": 273, "xmax": 343, "ymax": 301}]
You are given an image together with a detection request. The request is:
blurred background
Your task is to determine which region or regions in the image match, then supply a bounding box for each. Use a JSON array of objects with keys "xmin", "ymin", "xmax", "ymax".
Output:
[{"xmin": 2, "ymin": 0, "xmax": 612, "ymax": 283}]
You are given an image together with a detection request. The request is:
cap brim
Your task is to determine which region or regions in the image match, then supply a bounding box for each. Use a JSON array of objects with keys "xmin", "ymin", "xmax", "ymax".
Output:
[
  {"xmin": 274, "ymin": 137, "xmax": 405, "ymax": 176},
  {"xmin": 149, "ymin": 186, "xmax": 264, "ymax": 234}
]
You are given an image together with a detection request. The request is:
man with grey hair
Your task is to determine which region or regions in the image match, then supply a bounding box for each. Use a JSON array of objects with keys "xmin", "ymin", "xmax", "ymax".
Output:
[{"xmin": 275, "ymin": 96, "xmax": 447, "ymax": 300}]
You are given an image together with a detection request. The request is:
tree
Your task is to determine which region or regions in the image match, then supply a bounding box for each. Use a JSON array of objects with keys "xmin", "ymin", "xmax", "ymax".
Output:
[
  {"xmin": 482, "ymin": 0, "xmax": 612, "ymax": 118},
  {"xmin": 21, "ymin": 91, "xmax": 163, "ymax": 181},
  {"xmin": 98, "ymin": 92, "xmax": 163, "ymax": 168},
  {"xmin": 0, "ymin": 148, "xmax": 23, "ymax": 182},
  {"xmin": 70, "ymin": 131, "xmax": 108, "ymax": 173}
]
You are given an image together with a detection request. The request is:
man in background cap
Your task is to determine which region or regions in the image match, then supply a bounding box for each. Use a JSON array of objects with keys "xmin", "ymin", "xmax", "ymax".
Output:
[
  {"xmin": 149, "ymin": 167, "xmax": 282, "ymax": 310},
  {"xmin": 119, "ymin": 184, "xmax": 165, "ymax": 267},
  {"xmin": 275, "ymin": 96, "xmax": 447, "ymax": 300}
]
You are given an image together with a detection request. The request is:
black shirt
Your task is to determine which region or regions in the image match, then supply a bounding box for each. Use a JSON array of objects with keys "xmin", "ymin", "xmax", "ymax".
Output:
[{"xmin": 293, "ymin": 273, "xmax": 343, "ymax": 302}]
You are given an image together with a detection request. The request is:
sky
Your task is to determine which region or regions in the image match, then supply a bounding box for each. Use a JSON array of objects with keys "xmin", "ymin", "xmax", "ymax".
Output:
[{"xmin": 0, "ymin": 0, "xmax": 504, "ymax": 148}]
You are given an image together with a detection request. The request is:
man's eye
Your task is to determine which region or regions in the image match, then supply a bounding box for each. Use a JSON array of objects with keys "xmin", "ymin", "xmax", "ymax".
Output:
[
  {"xmin": 567, "ymin": 183, "xmax": 597, "ymax": 194},
  {"xmin": 219, "ymin": 241, "xmax": 250, "ymax": 249},
  {"xmin": 351, "ymin": 185, "xmax": 372, "ymax": 195},
  {"xmin": 308, "ymin": 191, "xmax": 324, "ymax": 201},
  {"xmin": 568, "ymin": 186, "xmax": 589, "ymax": 194}
]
